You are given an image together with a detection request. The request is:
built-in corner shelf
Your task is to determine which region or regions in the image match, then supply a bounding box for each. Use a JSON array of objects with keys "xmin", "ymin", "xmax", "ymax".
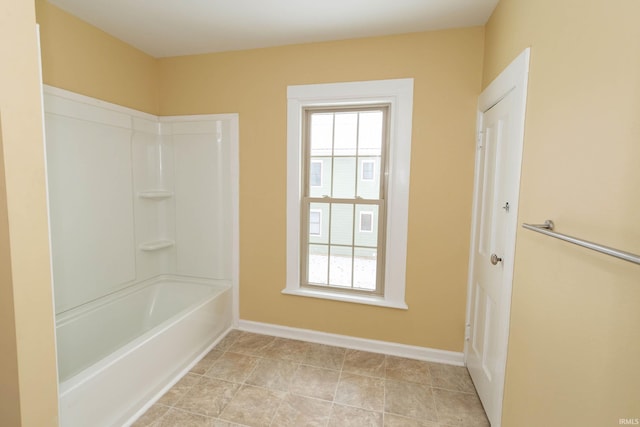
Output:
[
  {"xmin": 138, "ymin": 190, "xmax": 173, "ymax": 200},
  {"xmin": 139, "ymin": 240, "xmax": 175, "ymax": 251}
]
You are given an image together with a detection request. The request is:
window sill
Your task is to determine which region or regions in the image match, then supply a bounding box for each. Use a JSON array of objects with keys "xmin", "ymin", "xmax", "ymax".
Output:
[{"xmin": 281, "ymin": 287, "xmax": 408, "ymax": 310}]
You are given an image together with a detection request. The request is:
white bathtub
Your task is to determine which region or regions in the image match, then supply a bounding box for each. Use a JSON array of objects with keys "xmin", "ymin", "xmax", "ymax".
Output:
[{"xmin": 56, "ymin": 277, "xmax": 232, "ymax": 427}]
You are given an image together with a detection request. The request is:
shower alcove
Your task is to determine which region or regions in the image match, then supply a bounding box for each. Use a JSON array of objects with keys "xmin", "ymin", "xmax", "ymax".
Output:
[{"xmin": 43, "ymin": 86, "xmax": 239, "ymax": 427}]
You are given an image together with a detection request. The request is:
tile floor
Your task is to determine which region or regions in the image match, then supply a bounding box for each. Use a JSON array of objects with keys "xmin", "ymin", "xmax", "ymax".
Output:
[{"xmin": 133, "ymin": 330, "xmax": 489, "ymax": 427}]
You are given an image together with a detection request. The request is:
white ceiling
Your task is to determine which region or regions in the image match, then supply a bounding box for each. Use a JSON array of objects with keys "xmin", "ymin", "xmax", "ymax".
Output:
[{"xmin": 48, "ymin": 0, "xmax": 499, "ymax": 58}]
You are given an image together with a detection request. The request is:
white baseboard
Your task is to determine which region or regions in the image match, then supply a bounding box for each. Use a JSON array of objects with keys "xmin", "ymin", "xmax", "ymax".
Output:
[{"xmin": 237, "ymin": 320, "xmax": 464, "ymax": 367}]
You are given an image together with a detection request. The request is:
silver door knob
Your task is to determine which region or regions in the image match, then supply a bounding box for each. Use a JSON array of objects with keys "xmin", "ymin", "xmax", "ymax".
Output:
[{"xmin": 490, "ymin": 254, "xmax": 502, "ymax": 265}]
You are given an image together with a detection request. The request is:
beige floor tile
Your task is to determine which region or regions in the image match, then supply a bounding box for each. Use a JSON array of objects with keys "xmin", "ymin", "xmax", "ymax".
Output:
[
  {"xmin": 204, "ymin": 351, "xmax": 260, "ymax": 383},
  {"xmin": 429, "ymin": 363, "xmax": 476, "ymax": 393},
  {"xmin": 191, "ymin": 349, "xmax": 225, "ymax": 375},
  {"xmin": 214, "ymin": 331, "xmax": 242, "ymax": 351},
  {"xmin": 303, "ymin": 343, "xmax": 346, "ymax": 370},
  {"xmin": 343, "ymin": 349, "xmax": 386, "ymax": 378},
  {"xmin": 131, "ymin": 404, "xmax": 170, "ymax": 426},
  {"xmin": 384, "ymin": 379, "xmax": 438, "ymax": 422},
  {"xmin": 136, "ymin": 331, "xmax": 489, "ymax": 427},
  {"xmin": 157, "ymin": 373, "xmax": 200, "ymax": 406},
  {"xmin": 225, "ymin": 329, "xmax": 243, "ymax": 340},
  {"xmin": 260, "ymin": 337, "xmax": 311, "ymax": 362},
  {"xmin": 173, "ymin": 377, "xmax": 240, "ymax": 418},
  {"xmin": 383, "ymin": 413, "xmax": 439, "ymax": 427},
  {"xmin": 228, "ymin": 332, "xmax": 275, "ymax": 356},
  {"xmin": 290, "ymin": 364, "xmax": 341, "ymax": 401},
  {"xmin": 433, "ymin": 388, "xmax": 490, "ymax": 427},
  {"xmin": 156, "ymin": 408, "xmax": 217, "ymax": 427},
  {"xmin": 218, "ymin": 385, "xmax": 285, "ymax": 427},
  {"xmin": 335, "ymin": 372, "xmax": 385, "ymax": 412},
  {"xmin": 328, "ymin": 404, "xmax": 383, "ymax": 427},
  {"xmin": 270, "ymin": 394, "xmax": 333, "ymax": 426},
  {"xmin": 244, "ymin": 357, "xmax": 298, "ymax": 392},
  {"xmin": 209, "ymin": 420, "xmax": 237, "ymax": 427},
  {"xmin": 385, "ymin": 356, "xmax": 432, "ymax": 385},
  {"xmin": 209, "ymin": 420, "xmax": 238, "ymax": 427}
]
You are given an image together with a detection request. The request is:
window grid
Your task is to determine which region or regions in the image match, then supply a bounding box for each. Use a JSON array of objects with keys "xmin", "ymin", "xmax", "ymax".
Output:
[
  {"xmin": 348, "ymin": 113, "xmax": 360, "ymax": 289},
  {"xmin": 326, "ymin": 201, "xmax": 332, "ymax": 286},
  {"xmin": 301, "ymin": 105, "xmax": 389, "ymax": 295}
]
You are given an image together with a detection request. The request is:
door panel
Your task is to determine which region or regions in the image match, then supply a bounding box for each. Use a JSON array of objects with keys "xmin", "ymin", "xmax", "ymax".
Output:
[
  {"xmin": 466, "ymin": 49, "xmax": 529, "ymax": 427},
  {"xmin": 467, "ymin": 91, "xmax": 515, "ymax": 425}
]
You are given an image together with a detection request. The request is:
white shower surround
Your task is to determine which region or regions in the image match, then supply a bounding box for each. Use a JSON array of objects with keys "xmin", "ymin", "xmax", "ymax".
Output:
[
  {"xmin": 43, "ymin": 86, "xmax": 239, "ymax": 426},
  {"xmin": 44, "ymin": 86, "xmax": 239, "ymax": 315}
]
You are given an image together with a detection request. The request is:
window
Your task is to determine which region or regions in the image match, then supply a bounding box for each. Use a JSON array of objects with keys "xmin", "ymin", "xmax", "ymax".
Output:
[
  {"xmin": 309, "ymin": 209, "xmax": 322, "ymax": 236},
  {"xmin": 361, "ymin": 160, "xmax": 375, "ymax": 181},
  {"xmin": 302, "ymin": 106, "xmax": 387, "ymax": 294},
  {"xmin": 359, "ymin": 211, "xmax": 374, "ymax": 232},
  {"xmin": 285, "ymin": 79, "xmax": 414, "ymax": 309},
  {"xmin": 310, "ymin": 160, "xmax": 323, "ymax": 187}
]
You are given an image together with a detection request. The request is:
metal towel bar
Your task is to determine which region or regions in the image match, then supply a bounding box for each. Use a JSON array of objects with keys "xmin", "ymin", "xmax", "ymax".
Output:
[{"xmin": 522, "ymin": 220, "xmax": 640, "ymax": 265}]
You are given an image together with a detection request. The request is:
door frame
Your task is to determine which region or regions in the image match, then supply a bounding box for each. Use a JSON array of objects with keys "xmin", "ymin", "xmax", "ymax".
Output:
[{"xmin": 464, "ymin": 48, "xmax": 530, "ymax": 426}]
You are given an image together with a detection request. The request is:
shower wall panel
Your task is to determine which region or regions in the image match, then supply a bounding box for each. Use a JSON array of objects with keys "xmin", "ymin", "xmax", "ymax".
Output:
[
  {"xmin": 168, "ymin": 119, "xmax": 233, "ymax": 279},
  {"xmin": 45, "ymin": 98, "xmax": 137, "ymax": 313}
]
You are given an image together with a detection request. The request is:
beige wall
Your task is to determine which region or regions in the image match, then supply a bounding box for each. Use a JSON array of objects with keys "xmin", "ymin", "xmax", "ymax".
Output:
[
  {"xmin": 483, "ymin": 0, "xmax": 640, "ymax": 425},
  {"xmin": 159, "ymin": 28, "xmax": 484, "ymax": 351},
  {"xmin": 0, "ymin": 1, "xmax": 58, "ymax": 426},
  {"xmin": 0, "ymin": 115, "xmax": 21, "ymax": 427},
  {"xmin": 35, "ymin": 0, "xmax": 159, "ymax": 115}
]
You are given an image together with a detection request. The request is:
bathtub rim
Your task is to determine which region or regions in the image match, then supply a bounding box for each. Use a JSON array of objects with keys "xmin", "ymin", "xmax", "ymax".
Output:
[
  {"xmin": 57, "ymin": 275, "xmax": 231, "ymax": 395},
  {"xmin": 56, "ymin": 274, "xmax": 227, "ymax": 324}
]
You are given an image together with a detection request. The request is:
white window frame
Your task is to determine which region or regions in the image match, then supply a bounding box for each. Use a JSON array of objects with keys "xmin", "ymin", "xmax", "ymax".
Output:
[
  {"xmin": 285, "ymin": 79, "xmax": 413, "ymax": 310},
  {"xmin": 359, "ymin": 211, "xmax": 374, "ymax": 233},
  {"xmin": 309, "ymin": 209, "xmax": 322, "ymax": 236},
  {"xmin": 361, "ymin": 160, "xmax": 375, "ymax": 181},
  {"xmin": 309, "ymin": 160, "xmax": 323, "ymax": 187}
]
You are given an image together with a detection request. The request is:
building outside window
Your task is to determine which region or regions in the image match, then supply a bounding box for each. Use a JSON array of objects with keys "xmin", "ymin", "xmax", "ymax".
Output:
[
  {"xmin": 359, "ymin": 211, "xmax": 374, "ymax": 233},
  {"xmin": 361, "ymin": 160, "xmax": 375, "ymax": 181},
  {"xmin": 310, "ymin": 160, "xmax": 323, "ymax": 187},
  {"xmin": 309, "ymin": 209, "xmax": 322, "ymax": 236}
]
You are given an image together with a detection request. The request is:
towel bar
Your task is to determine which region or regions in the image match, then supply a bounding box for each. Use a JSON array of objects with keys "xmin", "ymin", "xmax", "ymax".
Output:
[{"xmin": 522, "ymin": 220, "xmax": 640, "ymax": 265}]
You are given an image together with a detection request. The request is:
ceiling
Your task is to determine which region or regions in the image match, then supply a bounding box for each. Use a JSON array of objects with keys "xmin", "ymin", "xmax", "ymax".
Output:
[{"xmin": 48, "ymin": 0, "xmax": 499, "ymax": 58}]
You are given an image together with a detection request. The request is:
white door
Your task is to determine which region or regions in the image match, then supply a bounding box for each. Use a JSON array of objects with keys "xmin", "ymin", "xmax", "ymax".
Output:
[{"xmin": 465, "ymin": 49, "xmax": 529, "ymax": 427}]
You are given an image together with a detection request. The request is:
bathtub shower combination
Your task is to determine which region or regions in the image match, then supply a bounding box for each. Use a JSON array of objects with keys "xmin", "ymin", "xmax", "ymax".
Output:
[{"xmin": 43, "ymin": 86, "xmax": 239, "ymax": 427}]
